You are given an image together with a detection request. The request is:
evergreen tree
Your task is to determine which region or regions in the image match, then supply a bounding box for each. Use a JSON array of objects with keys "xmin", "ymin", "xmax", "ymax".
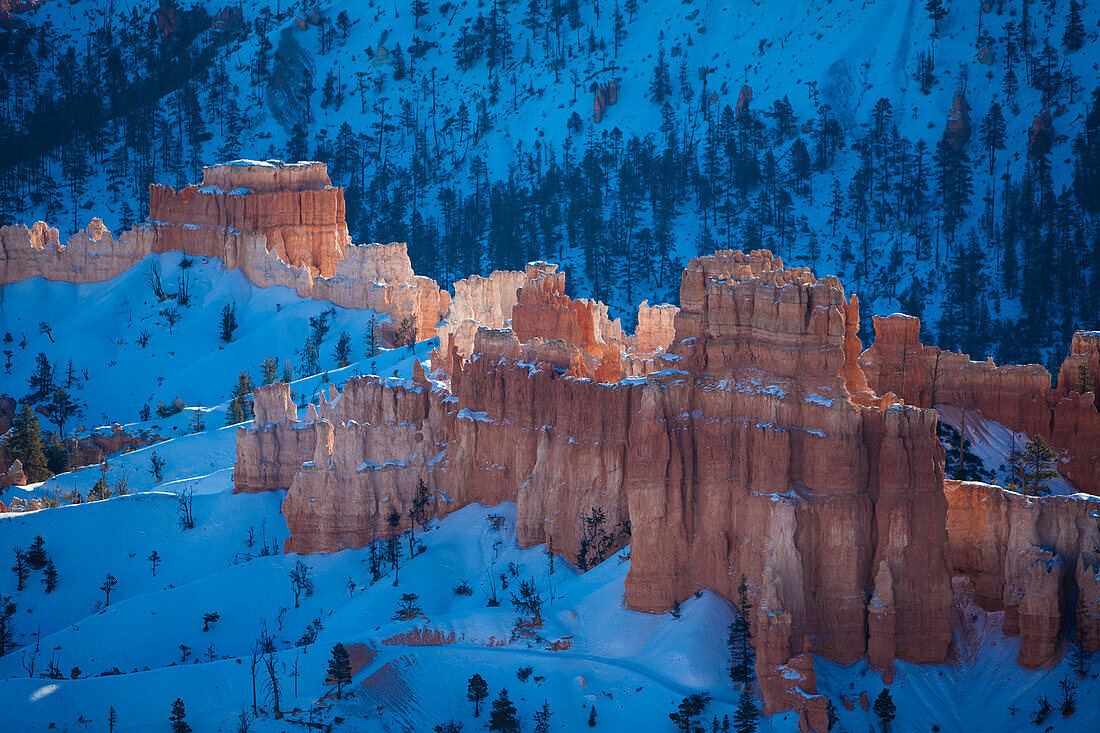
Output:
[
  {"xmin": 365, "ymin": 315, "xmax": 380, "ymax": 358},
  {"xmin": 220, "ymin": 302, "xmax": 239, "ymax": 342},
  {"xmin": 27, "ymin": 535, "xmax": 47, "ymax": 570},
  {"xmin": 728, "ymin": 575, "xmax": 755, "ymax": 684},
  {"xmin": 43, "ymin": 558, "xmax": 57, "ymax": 593},
  {"xmin": 107, "ymin": 705, "xmax": 117, "ymax": 733},
  {"xmin": 533, "ymin": 701, "xmax": 552, "ymax": 733},
  {"xmin": 925, "ymin": 0, "xmax": 946, "ymax": 33},
  {"xmin": 873, "ymin": 689, "xmax": 896, "ymax": 732},
  {"xmin": 88, "ymin": 477, "xmax": 111, "ymax": 502},
  {"xmin": 333, "ymin": 331, "xmax": 352, "ymax": 368},
  {"xmin": 169, "ymin": 698, "xmax": 192, "ymax": 733},
  {"xmin": 979, "ymin": 103, "xmax": 1006, "ymax": 176},
  {"xmin": 45, "ymin": 386, "xmax": 82, "ymax": 438},
  {"xmin": 1063, "ymin": 0, "xmax": 1085, "ymax": 52},
  {"xmin": 488, "ymin": 688, "xmax": 519, "ymax": 732},
  {"xmin": 261, "ymin": 357, "xmax": 280, "ymax": 386},
  {"xmin": 670, "ymin": 694, "xmax": 710, "ymax": 732},
  {"xmin": 467, "ymin": 673, "xmax": 489, "ymax": 717},
  {"xmin": 26, "ymin": 352, "xmax": 54, "ymax": 404},
  {"xmin": 733, "ymin": 687, "xmax": 757, "ymax": 733},
  {"xmin": 0, "ymin": 595, "xmax": 15, "ymax": 656},
  {"xmin": 100, "ymin": 572, "xmax": 118, "ymax": 605},
  {"xmin": 328, "ymin": 642, "xmax": 352, "ymax": 697},
  {"xmin": 226, "ymin": 398, "xmax": 248, "ymax": 425},
  {"xmin": 649, "ymin": 46, "xmax": 672, "ymax": 103},
  {"xmin": 11, "ymin": 548, "xmax": 29, "ymax": 591},
  {"xmin": 1019, "ymin": 435, "xmax": 1058, "ymax": 496}
]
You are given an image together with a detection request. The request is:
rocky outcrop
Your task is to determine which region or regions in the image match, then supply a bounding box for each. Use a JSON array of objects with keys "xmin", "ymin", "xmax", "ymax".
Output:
[
  {"xmin": 860, "ymin": 315, "xmax": 1100, "ymax": 495},
  {"xmin": 234, "ymin": 382, "xmax": 332, "ymax": 494},
  {"xmin": 261, "ymin": 250, "xmax": 954, "ymax": 696},
  {"xmin": 0, "ymin": 219, "xmax": 145, "ymax": 285},
  {"xmin": 944, "ymin": 480, "xmax": 1100, "ymax": 666},
  {"xmin": 147, "ymin": 161, "xmax": 349, "ymax": 277},
  {"xmin": 753, "ymin": 566, "xmax": 831, "ymax": 732},
  {"xmin": 942, "ymin": 91, "xmax": 972, "ymax": 151},
  {"xmin": 510, "ymin": 261, "xmax": 625, "ymax": 365},
  {"xmin": 1, "ymin": 161, "xmax": 450, "ymax": 343},
  {"xmin": 0, "ymin": 459, "xmax": 26, "ymax": 489},
  {"xmin": 434, "ymin": 269, "xmax": 528, "ymax": 363},
  {"xmin": 60, "ymin": 425, "xmax": 163, "ymax": 472}
]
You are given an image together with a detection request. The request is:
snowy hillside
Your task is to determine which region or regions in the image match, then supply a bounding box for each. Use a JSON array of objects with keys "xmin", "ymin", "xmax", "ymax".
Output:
[{"xmin": 2, "ymin": 0, "xmax": 1098, "ymax": 368}]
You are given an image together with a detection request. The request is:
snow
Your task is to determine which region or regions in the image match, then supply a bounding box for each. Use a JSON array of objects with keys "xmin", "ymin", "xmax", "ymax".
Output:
[{"xmin": 936, "ymin": 404, "xmax": 1079, "ymax": 495}]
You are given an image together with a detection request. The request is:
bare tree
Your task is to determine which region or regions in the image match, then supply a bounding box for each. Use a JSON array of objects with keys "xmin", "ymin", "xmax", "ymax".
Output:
[{"xmin": 176, "ymin": 486, "xmax": 195, "ymax": 530}]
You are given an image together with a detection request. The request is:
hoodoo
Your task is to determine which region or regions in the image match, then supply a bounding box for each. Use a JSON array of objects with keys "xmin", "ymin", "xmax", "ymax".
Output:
[{"xmin": 239, "ymin": 249, "xmax": 963, "ymax": 729}]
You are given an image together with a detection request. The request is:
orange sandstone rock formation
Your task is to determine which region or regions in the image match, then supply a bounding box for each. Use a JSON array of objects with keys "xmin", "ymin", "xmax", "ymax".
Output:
[
  {"xmin": 944, "ymin": 480, "xmax": 1100, "ymax": 667},
  {"xmin": 147, "ymin": 161, "xmax": 349, "ymax": 276},
  {"xmin": 0, "ymin": 161, "xmax": 450, "ymax": 341},
  {"xmin": 250, "ymin": 251, "xmax": 954, "ymax": 696},
  {"xmin": 860, "ymin": 315, "xmax": 1100, "ymax": 495}
]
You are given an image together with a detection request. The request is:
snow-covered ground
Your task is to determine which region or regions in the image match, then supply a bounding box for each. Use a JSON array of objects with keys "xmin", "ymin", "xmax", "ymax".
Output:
[{"xmin": 937, "ymin": 404, "xmax": 1079, "ymax": 496}]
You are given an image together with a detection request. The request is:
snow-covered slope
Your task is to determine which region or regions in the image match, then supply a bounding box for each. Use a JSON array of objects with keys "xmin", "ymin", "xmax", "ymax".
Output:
[{"xmin": 3, "ymin": 0, "xmax": 1097, "ymax": 366}]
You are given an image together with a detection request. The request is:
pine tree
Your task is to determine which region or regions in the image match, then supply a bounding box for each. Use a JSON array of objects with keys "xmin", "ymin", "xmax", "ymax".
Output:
[
  {"xmin": 979, "ymin": 103, "xmax": 1006, "ymax": 176},
  {"xmin": 1063, "ymin": 0, "xmax": 1085, "ymax": 52},
  {"xmin": 232, "ymin": 372, "xmax": 255, "ymax": 419},
  {"xmin": 533, "ymin": 701, "xmax": 552, "ymax": 733},
  {"xmin": 0, "ymin": 595, "xmax": 16, "ymax": 657},
  {"xmin": 169, "ymin": 698, "xmax": 192, "ymax": 733},
  {"xmin": 88, "ymin": 477, "xmax": 111, "ymax": 502},
  {"xmin": 873, "ymin": 689, "xmax": 896, "ymax": 732},
  {"xmin": 226, "ymin": 397, "xmax": 248, "ymax": 425},
  {"xmin": 733, "ymin": 687, "xmax": 757, "ymax": 733},
  {"xmin": 46, "ymin": 386, "xmax": 83, "ymax": 438},
  {"xmin": 100, "ymin": 572, "xmax": 118, "ymax": 605},
  {"xmin": 26, "ymin": 352, "xmax": 54, "ymax": 404},
  {"xmin": 261, "ymin": 357, "xmax": 280, "ymax": 385},
  {"xmin": 11, "ymin": 549, "xmax": 29, "ymax": 591},
  {"xmin": 27, "ymin": 535, "xmax": 47, "ymax": 570},
  {"xmin": 729, "ymin": 575, "xmax": 755, "ymax": 684},
  {"xmin": 107, "ymin": 705, "xmax": 117, "ymax": 733},
  {"xmin": 328, "ymin": 642, "xmax": 352, "ymax": 697},
  {"xmin": 670, "ymin": 694, "xmax": 710, "ymax": 732},
  {"xmin": 9, "ymin": 404, "xmax": 51, "ymax": 482},
  {"xmin": 925, "ymin": 0, "xmax": 946, "ymax": 34},
  {"xmin": 333, "ymin": 331, "xmax": 352, "ymax": 367},
  {"xmin": 489, "ymin": 689, "xmax": 519, "ymax": 732},
  {"xmin": 220, "ymin": 302, "xmax": 239, "ymax": 342},
  {"xmin": 364, "ymin": 315, "xmax": 380, "ymax": 358},
  {"xmin": 467, "ymin": 673, "xmax": 489, "ymax": 717},
  {"xmin": 650, "ymin": 46, "xmax": 672, "ymax": 103},
  {"xmin": 43, "ymin": 558, "xmax": 57, "ymax": 593},
  {"xmin": 1019, "ymin": 435, "xmax": 1058, "ymax": 496}
]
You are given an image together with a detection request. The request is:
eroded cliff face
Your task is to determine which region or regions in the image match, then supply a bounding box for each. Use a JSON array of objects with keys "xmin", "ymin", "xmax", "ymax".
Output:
[
  {"xmin": 944, "ymin": 480, "xmax": 1100, "ymax": 668},
  {"xmin": 147, "ymin": 161, "xmax": 350, "ymax": 277},
  {"xmin": 860, "ymin": 315, "xmax": 1100, "ymax": 495},
  {"xmin": 245, "ymin": 250, "xmax": 952, "ymax": 719},
  {"xmin": 435, "ymin": 269, "xmax": 529, "ymax": 361},
  {"xmin": 0, "ymin": 162, "xmax": 450, "ymax": 340}
]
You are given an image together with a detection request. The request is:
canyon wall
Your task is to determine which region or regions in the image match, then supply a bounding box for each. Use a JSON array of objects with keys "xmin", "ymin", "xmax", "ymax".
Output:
[
  {"xmin": 0, "ymin": 161, "xmax": 450, "ymax": 338},
  {"xmin": 147, "ymin": 160, "xmax": 350, "ymax": 277},
  {"xmin": 241, "ymin": 250, "xmax": 956, "ymax": 732},
  {"xmin": 860, "ymin": 315, "xmax": 1100, "ymax": 495},
  {"xmin": 945, "ymin": 480, "xmax": 1100, "ymax": 668}
]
